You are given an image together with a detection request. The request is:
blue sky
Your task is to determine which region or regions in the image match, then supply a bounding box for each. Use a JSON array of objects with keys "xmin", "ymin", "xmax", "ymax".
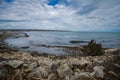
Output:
[{"xmin": 0, "ymin": 0, "xmax": 120, "ymax": 32}]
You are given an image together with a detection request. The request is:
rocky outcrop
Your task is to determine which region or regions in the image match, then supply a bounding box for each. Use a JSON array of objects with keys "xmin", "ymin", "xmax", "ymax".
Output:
[
  {"xmin": 104, "ymin": 48, "xmax": 120, "ymax": 55},
  {"xmin": 69, "ymin": 40, "xmax": 89, "ymax": 43},
  {"xmin": 57, "ymin": 63, "xmax": 73, "ymax": 78},
  {"xmin": 48, "ymin": 73, "xmax": 58, "ymax": 80},
  {"xmin": 6, "ymin": 60, "xmax": 23, "ymax": 68},
  {"xmin": 91, "ymin": 66, "xmax": 105, "ymax": 78},
  {"xmin": 27, "ymin": 66, "xmax": 48, "ymax": 79},
  {"xmin": 66, "ymin": 72, "xmax": 95, "ymax": 80},
  {"xmin": 14, "ymin": 33, "xmax": 29, "ymax": 38},
  {"xmin": 0, "ymin": 48, "xmax": 120, "ymax": 80}
]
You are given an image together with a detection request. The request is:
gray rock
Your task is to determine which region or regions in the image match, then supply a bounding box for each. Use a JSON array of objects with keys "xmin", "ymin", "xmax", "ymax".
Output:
[
  {"xmin": 104, "ymin": 48, "xmax": 120, "ymax": 54},
  {"xmin": 6, "ymin": 60, "xmax": 23, "ymax": 68},
  {"xmin": 66, "ymin": 72, "xmax": 95, "ymax": 80},
  {"xmin": 48, "ymin": 73, "xmax": 57, "ymax": 80},
  {"xmin": 57, "ymin": 63, "xmax": 73, "ymax": 78},
  {"xmin": 50, "ymin": 62, "xmax": 60, "ymax": 72},
  {"xmin": 109, "ymin": 71, "xmax": 119, "ymax": 78},
  {"xmin": 23, "ymin": 62, "xmax": 38, "ymax": 71},
  {"xmin": 14, "ymin": 33, "xmax": 29, "ymax": 38},
  {"xmin": 0, "ymin": 68, "xmax": 7, "ymax": 77},
  {"xmin": 0, "ymin": 62, "xmax": 4, "ymax": 67},
  {"xmin": 91, "ymin": 66, "xmax": 105, "ymax": 78},
  {"xmin": 27, "ymin": 66, "xmax": 48, "ymax": 78},
  {"xmin": 113, "ymin": 63, "xmax": 120, "ymax": 69},
  {"xmin": 21, "ymin": 46, "xmax": 29, "ymax": 49},
  {"xmin": 67, "ymin": 58, "xmax": 80, "ymax": 66},
  {"xmin": 67, "ymin": 58, "xmax": 89, "ymax": 69}
]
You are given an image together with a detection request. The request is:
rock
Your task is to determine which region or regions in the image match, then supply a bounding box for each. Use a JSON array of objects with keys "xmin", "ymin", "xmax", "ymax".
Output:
[
  {"xmin": 92, "ymin": 66, "xmax": 105, "ymax": 78},
  {"xmin": 113, "ymin": 63, "xmax": 120, "ymax": 69},
  {"xmin": 67, "ymin": 58, "xmax": 89, "ymax": 69},
  {"xmin": 24, "ymin": 33, "xmax": 29, "ymax": 37},
  {"xmin": 48, "ymin": 73, "xmax": 58, "ymax": 80},
  {"xmin": 6, "ymin": 60, "xmax": 23, "ymax": 68},
  {"xmin": 69, "ymin": 40, "xmax": 88, "ymax": 43},
  {"xmin": 74, "ymin": 69, "xmax": 81, "ymax": 73},
  {"xmin": 78, "ymin": 58, "xmax": 90, "ymax": 70},
  {"xmin": 79, "ymin": 58, "xmax": 90, "ymax": 66},
  {"xmin": 57, "ymin": 63, "xmax": 73, "ymax": 78},
  {"xmin": 21, "ymin": 53, "xmax": 33, "ymax": 60},
  {"xmin": 23, "ymin": 62, "xmax": 38, "ymax": 71},
  {"xmin": 66, "ymin": 73, "xmax": 95, "ymax": 80},
  {"xmin": 67, "ymin": 58, "xmax": 80, "ymax": 66},
  {"xmin": 21, "ymin": 46, "xmax": 29, "ymax": 49},
  {"xmin": 27, "ymin": 66, "xmax": 48, "ymax": 78},
  {"xmin": 104, "ymin": 48, "xmax": 120, "ymax": 54},
  {"xmin": 0, "ymin": 68, "xmax": 7, "ymax": 78},
  {"xmin": 0, "ymin": 62, "xmax": 4, "ymax": 67},
  {"xmin": 109, "ymin": 71, "xmax": 119, "ymax": 78},
  {"xmin": 50, "ymin": 62, "xmax": 60, "ymax": 72},
  {"xmin": 15, "ymin": 33, "xmax": 29, "ymax": 38}
]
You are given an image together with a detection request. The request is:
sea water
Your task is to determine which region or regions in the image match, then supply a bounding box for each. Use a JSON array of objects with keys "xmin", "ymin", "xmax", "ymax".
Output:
[{"xmin": 6, "ymin": 31, "xmax": 120, "ymax": 54}]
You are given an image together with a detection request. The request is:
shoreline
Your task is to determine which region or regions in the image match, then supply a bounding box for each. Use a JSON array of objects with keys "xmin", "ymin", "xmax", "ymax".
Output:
[
  {"xmin": 0, "ymin": 30, "xmax": 110, "ymax": 56},
  {"xmin": 0, "ymin": 47, "xmax": 120, "ymax": 80},
  {"xmin": 0, "ymin": 31, "xmax": 120, "ymax": 80}
]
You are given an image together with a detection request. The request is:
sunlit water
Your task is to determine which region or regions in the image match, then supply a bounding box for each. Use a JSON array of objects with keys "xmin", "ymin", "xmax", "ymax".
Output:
[{"xmin": 6, "ymin": 31, "xmax": 120, "ymax": 55}]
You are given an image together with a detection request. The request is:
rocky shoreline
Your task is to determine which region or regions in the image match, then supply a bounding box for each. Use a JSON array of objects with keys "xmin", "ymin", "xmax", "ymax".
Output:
[
  {"xmin": 0, "ymin": 49, "xmax": 120, "ymax": 80},
  {"xmin": 0, "ymin": 31, "xmax": 120, "ymax": 80}
]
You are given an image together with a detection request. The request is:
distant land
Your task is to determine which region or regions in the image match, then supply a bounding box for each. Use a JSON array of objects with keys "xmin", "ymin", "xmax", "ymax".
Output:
[
  {"xmin": 0, "ymin": 29, "xmax": 120, "ymax": 33},
  {"xmin": 0, "ymin": 29, "xmax": 71, "ymax": 32}
]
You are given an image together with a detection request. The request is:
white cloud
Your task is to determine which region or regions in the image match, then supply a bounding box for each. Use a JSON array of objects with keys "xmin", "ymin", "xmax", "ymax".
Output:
[{"xmin": 0, "ymin": 0, "xmax": 120, "ymax": 31}]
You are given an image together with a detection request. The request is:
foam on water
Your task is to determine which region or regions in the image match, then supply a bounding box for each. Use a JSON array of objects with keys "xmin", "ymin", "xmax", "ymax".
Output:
[{"xmin": 6, "ymin": 31, "xmax": 120, "ymax": 54}]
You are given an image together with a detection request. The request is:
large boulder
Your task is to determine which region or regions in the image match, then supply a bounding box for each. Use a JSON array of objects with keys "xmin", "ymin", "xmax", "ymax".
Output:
[
  {"xmin": 27, "ymin": 66, "xmax": 48, "ymax": 78},
  {"xmin": 91, "ymin": 66, "xmax": 105, "ymax": 78},
  {"xmin": 23, "ymin": 62, "xmax": 38, "ymax": 71},
  {"xmin": 57, "ymin": 63, "xmax": 73, "ymax": 78},
  {"xmin": 66, "ymin": 58, "xmax": 90, "ymax": 71},
  {"xmin": 0, "ymin": 62, "xmax": 4, "ymax": 67},
  {"xmin": 67, "ymin": 58, "xmax": 80, "ymax": 66},
  {"xmin": 66, "ymin": 72, "xmax": 96, "ymax": 80},
  {"xmin": 104, "ymin": 48, "xmax": 120, "ymax": 54},
  {"xmin": 15, "ymin": 33, "xmax": 29, "ymax": 38},
  {"xmin": 48, "ymin": 73, "xmax": 58, "ymax": 80},
  {"xmin": 49, "ymin": 62, "xmax": 60, "ymax": 72},
  {"xmin": 6, "ymin": 60, "xmax": 23, "ymax": 68}
]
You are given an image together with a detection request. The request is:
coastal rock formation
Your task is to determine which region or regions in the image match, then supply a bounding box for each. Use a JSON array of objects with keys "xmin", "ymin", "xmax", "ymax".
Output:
[
  {"xmin": 15, "ymin": 33, "xmax": 29, "ymax": 38},
  {"xmin": 66, "ymin": 73, "xmax": 96, "ymax": 80},
  {"xmin": 48, "ymin": 73, "xmax": 58, "ymax": 80},
  {"xmin": 57, "ymin": 63, "xmax": 73, "ymax": 78},
  {"xmin": 69, "ymin": 40, "xmax": 89, "ymax": 43},
  {"xmin": 27, "ymin": 66, "xmax": 48, "ymax": 79},
  {"xmin": 104, "ymin": 48, "xmax": 120, "ymax": 54},
  {"xmin": 6, "ymin": 60, "xmax": 23, "ymax": 68},
  {"xmin": 92, "ymin": 66, "xmax": 105, "ymax": 78},
  {"xmin": 0, "ymin": 48, "xmax": 120, "ymax": 80},
  {"xmin": 49, "ymin": 61, "xmax": 60, "ymax": 72},
  {"xmin": 0, "ymin": 31, "xmax": 120, "ymax": 80},
  {"xmin": 67, "ymin": 58, "xmax": 80, "ymax": 66}
]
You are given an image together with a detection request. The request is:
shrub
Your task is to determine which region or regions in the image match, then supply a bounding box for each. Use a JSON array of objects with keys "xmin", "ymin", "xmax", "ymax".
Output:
[{"xmin": 83, "ymin": 40, "xmax": 103, "ymax": 56}]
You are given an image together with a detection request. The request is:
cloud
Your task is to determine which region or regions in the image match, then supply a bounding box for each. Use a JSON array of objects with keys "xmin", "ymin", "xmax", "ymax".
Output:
[{"xmin": 0, "ymin": 0, "xmax": 120, "ymax": 31}]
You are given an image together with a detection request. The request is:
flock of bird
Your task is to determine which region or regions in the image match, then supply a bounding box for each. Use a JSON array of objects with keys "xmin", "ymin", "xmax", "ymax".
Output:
[{"xmin": 86, "ymin": 16, "xmax": 106, "ymax": 22}]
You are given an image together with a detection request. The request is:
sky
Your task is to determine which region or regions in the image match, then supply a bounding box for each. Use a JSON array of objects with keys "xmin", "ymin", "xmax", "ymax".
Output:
[{"xmin": 0, "ymin": 0, "xmax": 120, "ymax": 31}]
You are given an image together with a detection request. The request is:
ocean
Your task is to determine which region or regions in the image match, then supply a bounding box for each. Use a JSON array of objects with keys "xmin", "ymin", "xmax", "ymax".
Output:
[{"xmin": 6, "ymin": 31, "xmax": 120, "ymax": 55}]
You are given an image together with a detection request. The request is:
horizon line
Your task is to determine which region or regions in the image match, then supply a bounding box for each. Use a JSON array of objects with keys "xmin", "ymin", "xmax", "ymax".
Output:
[{"xmin": 0, "ymin": 29, "xmax": 120, "ymax": 32}]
